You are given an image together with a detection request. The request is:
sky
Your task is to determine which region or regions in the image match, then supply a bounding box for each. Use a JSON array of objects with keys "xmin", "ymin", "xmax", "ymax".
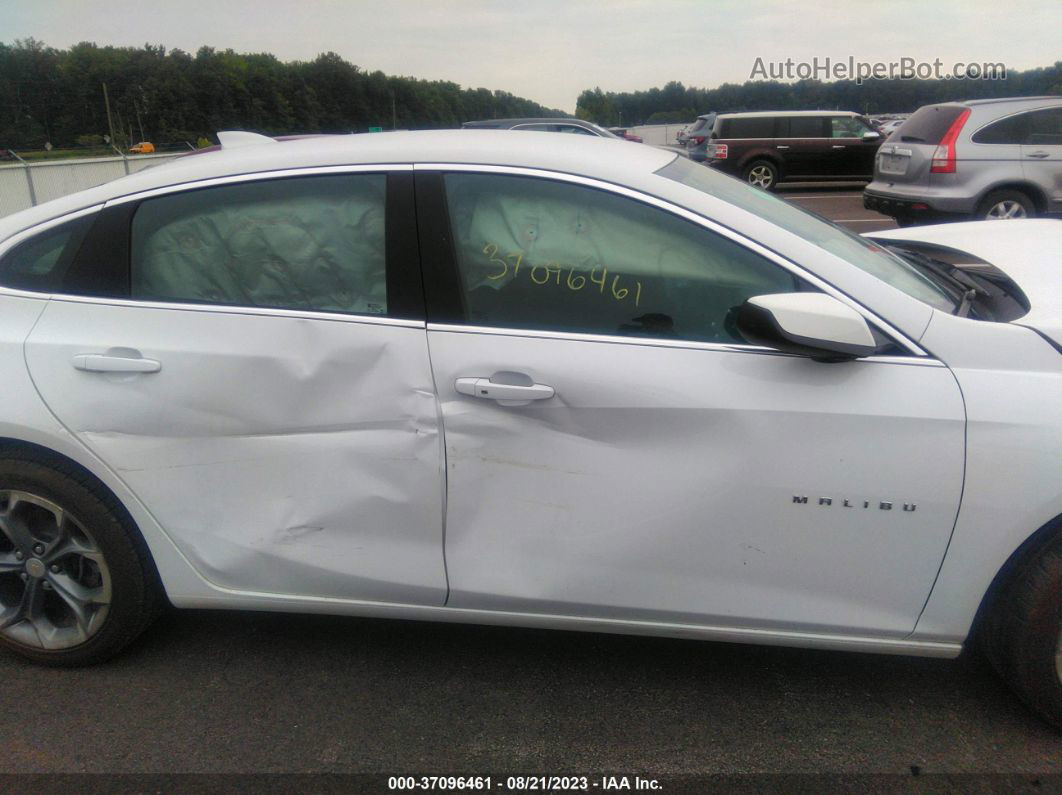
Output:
[{"xmin": 1, "ymin": 0, "xmax": 1059, "ymax": 112}]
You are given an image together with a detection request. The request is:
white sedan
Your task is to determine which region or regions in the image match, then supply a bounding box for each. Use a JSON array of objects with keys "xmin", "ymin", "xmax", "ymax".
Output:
[{"xmin": 0, "ymin": 131, "xmax": 1059, "ymax": 727}]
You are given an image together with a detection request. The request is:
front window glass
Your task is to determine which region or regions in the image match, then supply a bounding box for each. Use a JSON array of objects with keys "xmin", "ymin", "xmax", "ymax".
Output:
[
  {"xmin": 831, "ymin": 117, "xmax": 870, "ymax": 138},
  {"xmin": 131, "ymin": 174, "xmax": 387, "ymax": 315},
  {"xmin": 443, "ymin": 172, "xmax": 804, "ymax": 343},
  {"xmin": 658, "ymin": 156, "xmax": 955, "ymax": 312}
]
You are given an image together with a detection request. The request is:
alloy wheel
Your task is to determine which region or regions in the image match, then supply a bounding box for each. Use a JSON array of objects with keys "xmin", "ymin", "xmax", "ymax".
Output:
[
  {"xmin": 747, "ymin": 165, "xmax": 774, "ymax": 189},
  {"xmin": 0, "ymin": 490, "xmax": 111, "ymax": 650},
  {"xmin": 985, "ymin": 200, "xmax": 1028, "ymax": 220}
]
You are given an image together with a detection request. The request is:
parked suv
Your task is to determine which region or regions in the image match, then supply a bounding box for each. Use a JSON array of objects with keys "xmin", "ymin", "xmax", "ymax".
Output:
[
  {"xmin": 684, "ymin": 113, "xmax": 719, "ymax": 162},
  {"xmin": 701, "ymin": 111, "xmax": 882, "ymax": 188},
  {"xmin": 864, "ymin": 97, "xmax": 1062, "ymax": 225}
]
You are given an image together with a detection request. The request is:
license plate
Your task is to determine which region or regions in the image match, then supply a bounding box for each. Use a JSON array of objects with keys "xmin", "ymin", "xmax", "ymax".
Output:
[{"xmin": 879, "ymin": 153, "xmax": 909, "ymax": 176}]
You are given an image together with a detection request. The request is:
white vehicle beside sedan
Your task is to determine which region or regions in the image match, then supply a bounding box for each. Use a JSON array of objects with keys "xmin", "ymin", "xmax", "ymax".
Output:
[{"xmin": 0, "ymin": 130, "xmax": 1059, "ymax": 726}]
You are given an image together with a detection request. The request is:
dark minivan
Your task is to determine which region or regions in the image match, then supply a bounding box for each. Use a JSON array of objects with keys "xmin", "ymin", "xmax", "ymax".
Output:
[{"xmin": 703, "ymin": 111, "xmax": 883, "ymax": 189}]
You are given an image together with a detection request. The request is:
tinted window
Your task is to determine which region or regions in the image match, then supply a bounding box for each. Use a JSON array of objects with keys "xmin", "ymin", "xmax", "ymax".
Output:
[
  {"xmin": 972, "ymin": 113, "xmax": 1027, "ymax": 144},
  {"xmin": 443, "ymin": 173, "xmax": 804, "ymax": 343},
  {"xmin": 0, "ymin": 213, "xmax": 95, "ymax": 292},
  {"xmin": 895, "ymin": 105, "xmax": 965, "ymax": 144},
  {"xmin": 721, "ymin": 117, "xmax": 776, "ymax": 139},
  {"xmin": 1025, "ymin": 108, "xmax": 1062, "ymax": 145},
  {"xmin": 131, "ymin": 174, "xmax": 387, "ymax": 315},
  {"xmin": 785, "ymin": 116, "xmax": 826, "ymax": 137},
  {"xmin": 515, "ymin": 124, "xmax": 553, "ymax": 131}
]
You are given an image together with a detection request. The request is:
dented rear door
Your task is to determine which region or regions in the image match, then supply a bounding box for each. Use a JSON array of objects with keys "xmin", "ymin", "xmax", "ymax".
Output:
[{"xmin": 24, "ymin": 170, "xmax": 448, "ymax": 604}]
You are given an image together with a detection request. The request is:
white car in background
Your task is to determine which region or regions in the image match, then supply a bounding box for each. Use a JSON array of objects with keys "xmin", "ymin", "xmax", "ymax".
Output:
[{"xmin": 0, "ymin": 131, "xmax": 1059, "ymax": 727}]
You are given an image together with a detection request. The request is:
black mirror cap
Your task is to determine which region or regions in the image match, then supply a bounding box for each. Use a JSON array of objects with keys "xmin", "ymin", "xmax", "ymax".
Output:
[{"xmin": 734, "ymin": 300, "xmax": 883, "ymax": 363}]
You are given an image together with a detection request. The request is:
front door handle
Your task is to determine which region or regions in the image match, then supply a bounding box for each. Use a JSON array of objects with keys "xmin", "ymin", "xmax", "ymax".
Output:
[
  {"xmin": 1025, "ymin": 151, "xmax": 1050, "ymax": 159},
  {"xmin": 775, "ymin": 145, "xmax": 790, "ymax": 150},
  {"xmin": 72, "ymin": 354, "xmax": 162, "ymax": 373},
  {"xmin": 455, "ymin": 377, "xmax": 554, "ymax": 402},
  {"xmin": 831, "ymin": 145, "xmax": 846, "ymax": 149}
]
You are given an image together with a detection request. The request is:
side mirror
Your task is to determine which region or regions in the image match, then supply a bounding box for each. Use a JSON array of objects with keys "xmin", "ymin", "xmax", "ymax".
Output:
[
  {"xmin": 735, "ymin": 293, "xmax": 882, "ymax": 362},
  {"xmin": 862, "ymin": 130, "xmax": 882, "ymax": 141}
]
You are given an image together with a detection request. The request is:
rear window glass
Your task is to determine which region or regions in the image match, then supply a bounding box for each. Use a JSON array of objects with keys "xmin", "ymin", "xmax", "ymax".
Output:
[
  {"xmin": 720, "ymin": 117, "xmax": 776, "ymax": 139},
  {"xmin": 0, "ymin": 213, "xmax": 95, "ymax": 292},
  {"xmin": 784, "ymin": 117, "xmax": 826, "ymax": 137},
  {"xmin": 972, "ymin": 114, "xmax": 1027, "ymax": 145},
  {"xmin": 894, "ymin": 105, "xmax": 965, "ymax": 144},
  {"xmin": 688, "ymin": 117, "xmax": 712, "ymax": 133}
]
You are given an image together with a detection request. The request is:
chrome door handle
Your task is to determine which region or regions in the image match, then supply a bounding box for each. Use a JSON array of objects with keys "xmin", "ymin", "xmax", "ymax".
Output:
[
  {"xmin": 775, "ymin": 145, "xmax": 790, "ymax": 150},
  {"xmin": 455, "ymin": 377, "xmax": 554, "ymax": 401},
  {"xmin": 72, "ymin": 354, "xmax": 162, "ymax": 373},
  {"xmin": 1026, "ymin": 151, "xmax": 1050, "ymax": 158},
  {"xmin": 831, "ymin": 145, "xmax": 846, "ymax": 149}
]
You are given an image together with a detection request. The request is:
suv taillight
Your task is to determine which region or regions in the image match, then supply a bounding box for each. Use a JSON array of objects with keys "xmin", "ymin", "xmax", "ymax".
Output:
[
  {"xmin": 930, "ymin": 108, "xmax": 970, "ymax": 174},
  {"xmin": 707, "ymin": 143, "xmax": 728, "ymax": 159},
  {"xmin": 690, "ymin": 135, "xmax": 706, "ymax": 145}
]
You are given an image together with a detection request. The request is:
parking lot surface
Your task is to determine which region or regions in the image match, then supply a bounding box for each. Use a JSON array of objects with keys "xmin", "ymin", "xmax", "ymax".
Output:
[
  {"xmin": 2, "ymin": 610, "xmax": 1060, "ymax": 778},
  {"xmin": 777, "ymin": 182, "xmax": 897, "ymax": 233}
]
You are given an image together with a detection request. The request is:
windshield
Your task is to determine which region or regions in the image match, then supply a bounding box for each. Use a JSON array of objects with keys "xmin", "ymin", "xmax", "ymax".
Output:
[{"xmin": 656, "ymin": 157, "xmax": 956, "ymax": 312}]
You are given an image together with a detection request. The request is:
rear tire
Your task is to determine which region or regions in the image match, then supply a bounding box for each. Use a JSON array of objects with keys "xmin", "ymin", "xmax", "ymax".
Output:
[
  {"xmin": 0, "ymin": 451, "xmax": 162, "ymax": 666},
  {"xmin": 743, "ymin": 160, "xmax": 779, "ymax": 191},
  {"xmin": 976, "ymin": 189, "xmax": 1035, "ymax": 221},
  {"xmin": 981, "ymin": 532, "xmax": 1062, "ymax": 728}
]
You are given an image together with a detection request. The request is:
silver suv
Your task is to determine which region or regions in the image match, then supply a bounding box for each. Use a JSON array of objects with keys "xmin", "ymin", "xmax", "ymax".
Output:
[{"xmin": 864, "ymin": 96, "xmax": 1062, "ymax": 225}]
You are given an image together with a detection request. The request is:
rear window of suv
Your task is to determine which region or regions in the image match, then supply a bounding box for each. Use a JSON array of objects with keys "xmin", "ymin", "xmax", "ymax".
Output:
[
  {"xmin": 895, "ymin": 105, "xmax": 966, "ymax": 144},
  {"xmin": 719, "ymin": 117, "xmax": 776, "ymax": 138}
]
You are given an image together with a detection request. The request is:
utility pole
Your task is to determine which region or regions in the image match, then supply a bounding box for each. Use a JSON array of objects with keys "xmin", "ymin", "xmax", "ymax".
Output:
[
  {"xmin": 134, "ymin": 100, "xmax": 145, "ymax": 142},
  {"xmin": 102, "ymin": 83, "xmax": 118, "ymax": 151}
]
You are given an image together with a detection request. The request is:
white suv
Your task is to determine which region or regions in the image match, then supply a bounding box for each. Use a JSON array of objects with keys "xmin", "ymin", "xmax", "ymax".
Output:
[{"xmin": 0, "ymin": 130, "xmax": 1059, "ymax": 727}]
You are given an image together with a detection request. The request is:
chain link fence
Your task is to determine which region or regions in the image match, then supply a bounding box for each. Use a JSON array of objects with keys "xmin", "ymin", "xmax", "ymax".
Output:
[{"xmin": 0, "ymin": 152, "xmax": 185, "ymax": 218}]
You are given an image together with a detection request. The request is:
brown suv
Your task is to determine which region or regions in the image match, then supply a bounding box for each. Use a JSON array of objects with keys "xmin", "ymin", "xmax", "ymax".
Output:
[{"xmin": 703, "ymin": 111, "xmax": 883, "ymax": 189}]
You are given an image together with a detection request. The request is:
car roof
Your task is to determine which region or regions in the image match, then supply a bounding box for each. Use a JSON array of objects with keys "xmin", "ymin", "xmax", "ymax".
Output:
[
  {"xmin": 463, "ymin": 118, "xmax": 589, "ymax": 127},
  {"xmin": 0, "ymin": 130, "xmax": 677, "ymax": 237},
  {"xmin": 961, "ymin": 95, "xmax": 1060, "ymax": 107},
  {"xmin": 715, "ymin": 110, "xmax": 860, "ymax": 119}
]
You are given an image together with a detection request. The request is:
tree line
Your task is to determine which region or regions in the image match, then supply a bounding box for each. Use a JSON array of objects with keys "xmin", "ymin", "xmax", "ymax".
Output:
[
  {"xmin": 0, "ymin": 39, "xmax": 564, "ymax": 149},
  {"xmin": 575, "ymin": 64, "xmax": 1062, "ymax": 126},
  {"xmin": 3, "ymin": 38, "xmax": 1059, "ymax": 150}
]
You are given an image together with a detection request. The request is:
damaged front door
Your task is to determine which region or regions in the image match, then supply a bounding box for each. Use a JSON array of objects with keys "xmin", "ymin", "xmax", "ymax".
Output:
[{"xmin": 25, "ymin": 171, "xmax": 448, "ymax": 605}]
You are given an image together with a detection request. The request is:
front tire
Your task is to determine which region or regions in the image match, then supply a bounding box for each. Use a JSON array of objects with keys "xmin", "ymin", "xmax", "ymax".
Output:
[
  {"xmin": 982, "ymin": 533, "xmax": 1062, "ymax": 728},
  {"xmin": 0, "ymin": 452, "xmax": 162, "ymax": 666},
  {"xmin": 743, "ymin": 160, "xmax": 779, "ymax": 191},
  {"xmin": 976, "ymin": 189, "xmax": 1035, "ymax": 221}
]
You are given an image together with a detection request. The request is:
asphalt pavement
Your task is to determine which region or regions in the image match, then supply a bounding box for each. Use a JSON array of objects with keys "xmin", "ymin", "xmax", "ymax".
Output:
[
  {"xmin": 777, "ymin": 182, "xmax": 897, "ymax": 233},
  {"xmin": 2, "ymin": 610, "xmax": 1060, "ymax": 781}
]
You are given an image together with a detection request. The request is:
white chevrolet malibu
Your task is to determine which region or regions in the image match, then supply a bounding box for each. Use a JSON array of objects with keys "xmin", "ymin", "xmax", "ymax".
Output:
[{"xmin": 0, "ymin": 131, "xmax": 1059, "ymax": 725}]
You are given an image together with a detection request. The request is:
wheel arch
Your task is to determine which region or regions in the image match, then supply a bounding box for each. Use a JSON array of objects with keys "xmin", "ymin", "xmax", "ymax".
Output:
[
  {"xmin": 970, "ymin": 511, "xmax": 1062, "ymax": 645},
  {"xmin": 0, "ymin": 434, "xmax": 208, "ymax": 604},
  {"xmin": 975, "ymin": 181, "xmax": 1048, "ymax": 214}
]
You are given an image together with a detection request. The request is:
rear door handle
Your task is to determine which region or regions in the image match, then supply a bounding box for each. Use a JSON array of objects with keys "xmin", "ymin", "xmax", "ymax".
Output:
[
  {"xmin": 1026, "ymin": 151, "xmax": 1050, "ymax": 158},
  {"xmin": 455, "ymin": 377, "xmax": 554, "ymax": 402},
  {"xmin": 775, "ymin": 145, "xmax": 790, "ymax": 150},
  {"xmin": 72, "ymin": 354, "xmax": 162, "ymax": 373},
  {"xmin": 831, "ymin": 145, "xmax": 846, "ymax": 149}
]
